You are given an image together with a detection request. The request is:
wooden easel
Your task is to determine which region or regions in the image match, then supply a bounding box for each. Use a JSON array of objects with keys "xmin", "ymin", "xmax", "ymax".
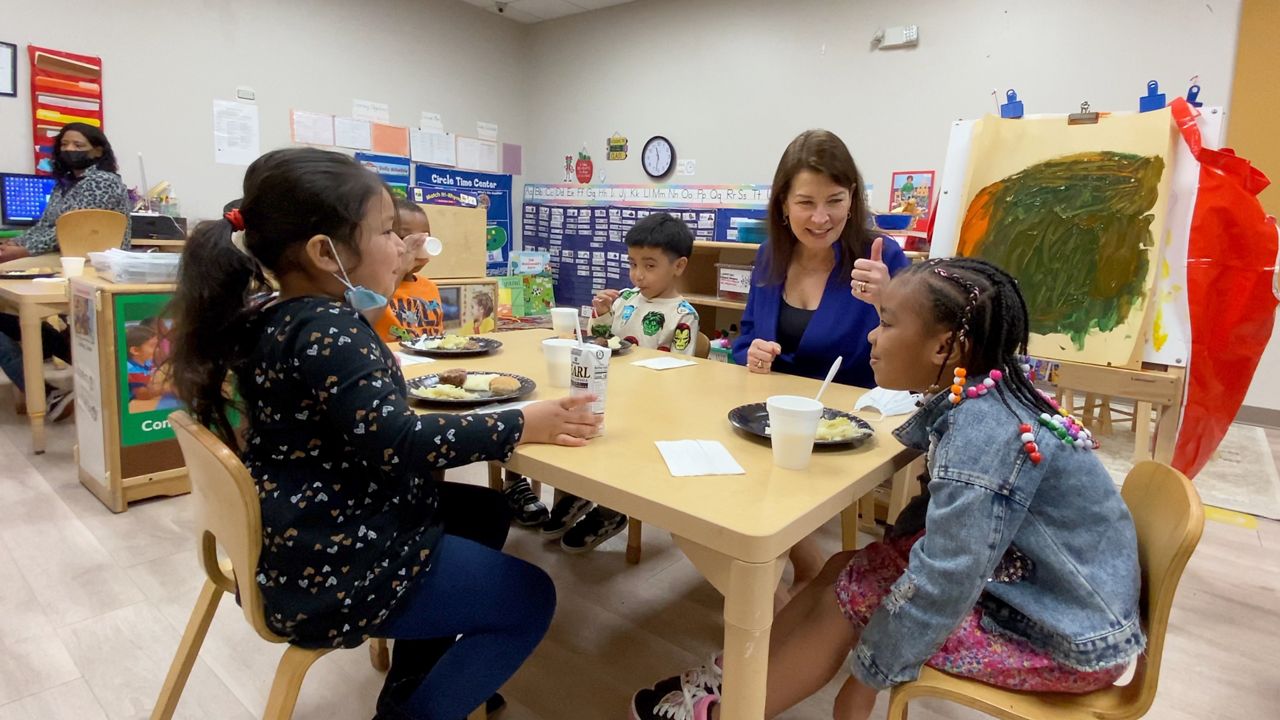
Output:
[{"xmin": 1054, "ymin": 361, "xmax": 1187, "ymax": 465}]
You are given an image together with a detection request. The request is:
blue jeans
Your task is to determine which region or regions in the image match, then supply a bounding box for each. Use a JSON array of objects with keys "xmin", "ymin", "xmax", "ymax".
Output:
[
  {"xmin": 0, "ymin": 314, "xmax": 71, "ymax": 393},
  {"xmin": 378, "ymin": 533, "xmax": 556, "ymax": 719}
]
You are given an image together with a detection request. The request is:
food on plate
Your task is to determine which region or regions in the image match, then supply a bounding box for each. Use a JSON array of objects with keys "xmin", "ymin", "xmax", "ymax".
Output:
[
  {"xmin": 590, "ymin": 336, "xmax": 625, "ymax": 350},
  {"xmin": 488, "ymin": 376, "xmax": 522, "ymax": 395},
  {"xmin": 436, "ymin": 368, "xmax": 468, "ymax": 387},
  {"xmin": 411, "ymin": 384, "xmax": 475, "ymax": 400},
  {"xmin": 3, "ymin": 267, "xmax": 56, "ymax": 276},
  {"xmin": 462, "ymin": 374, "xmax": 499, "ymax": 393},
  {"xmin": 815, "ymin": 416, "xmax": 861, "ymax": 442},
  {"xmin": 409, "ymin": 335, "xmax": 477, "ymax": 351}
]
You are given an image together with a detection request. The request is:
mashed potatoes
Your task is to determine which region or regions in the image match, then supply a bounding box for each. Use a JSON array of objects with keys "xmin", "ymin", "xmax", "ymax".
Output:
[{"xmin": 815, "ymin": 416, "xmax": 860, "ymax": 442}]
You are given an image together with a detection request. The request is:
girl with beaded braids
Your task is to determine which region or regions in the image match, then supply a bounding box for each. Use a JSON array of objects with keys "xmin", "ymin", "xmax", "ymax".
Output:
[{"xmin": 631, "ymin": 257, "xmax": 1143, "ymax": 720}]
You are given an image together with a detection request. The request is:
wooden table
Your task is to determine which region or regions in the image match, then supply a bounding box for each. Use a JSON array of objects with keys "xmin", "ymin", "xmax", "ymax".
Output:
[
  {"xmin": 401, "ymin": 330, "xmax": 918, "ymax": 718},
  {"xmin": 0, "ymin": 278, "xmax": 71, "ymax": 453}
]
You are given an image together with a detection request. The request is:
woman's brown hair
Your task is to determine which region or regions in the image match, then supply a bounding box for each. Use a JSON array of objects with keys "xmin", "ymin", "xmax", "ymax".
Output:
[{"xmin": 762, "ymin": 129, "xmax": 874, "ymax": 285}]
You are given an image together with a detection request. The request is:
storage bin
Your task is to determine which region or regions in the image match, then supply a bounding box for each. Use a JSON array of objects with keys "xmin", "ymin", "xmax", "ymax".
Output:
[{"xmin": 716, "ymin": 263, "xmax": 753, "ymax": 302}]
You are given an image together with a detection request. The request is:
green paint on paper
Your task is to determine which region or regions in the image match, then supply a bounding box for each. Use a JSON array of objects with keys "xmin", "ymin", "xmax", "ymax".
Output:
[{"xmin": 959, "ymin": 151, "xmax": 1165, "ymax": 350}]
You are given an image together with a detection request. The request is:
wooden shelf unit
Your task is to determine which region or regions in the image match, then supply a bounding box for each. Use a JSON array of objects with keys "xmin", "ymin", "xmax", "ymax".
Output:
[{"xmin": 683, "ymin": 241, "xmax": 759, "ymax": 334}]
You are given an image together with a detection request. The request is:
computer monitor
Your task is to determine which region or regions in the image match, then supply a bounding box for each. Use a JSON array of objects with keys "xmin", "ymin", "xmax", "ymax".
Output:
[{"xmin": 1, "ymin": 173, "xmax": 58, "ymax": 226}]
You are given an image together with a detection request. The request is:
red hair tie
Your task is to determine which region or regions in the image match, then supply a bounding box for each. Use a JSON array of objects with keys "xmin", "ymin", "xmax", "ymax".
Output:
[{"xmin": 224, "ymin": 208, "xmax": 245, "ymax": 231}]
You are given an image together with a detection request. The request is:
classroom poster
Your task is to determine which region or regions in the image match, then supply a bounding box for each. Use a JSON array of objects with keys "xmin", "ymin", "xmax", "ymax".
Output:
[
  {"xmin": 356, "ymin": 151, "xmax": 412, "ymax": 198},
  {"xmin": 114, "ymin": 293, "xmax": 180, "ymax": 447},
  {"xmin": 71, "ymin": 282, "xmax": 106, "ymax": 481},
  {"xmin": 413, "ymin": 164, "xmax": 513, "ymax": 276}
]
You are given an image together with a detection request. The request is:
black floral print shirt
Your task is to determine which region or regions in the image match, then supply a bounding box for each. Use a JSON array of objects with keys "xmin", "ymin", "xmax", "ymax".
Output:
[
  {"xmin": 17, "ymin": 167, "xmax": 132, "ymax": 255},
  {"xmin": 238, "ymin": 297, "xmax": 523, "ymax": 648}
]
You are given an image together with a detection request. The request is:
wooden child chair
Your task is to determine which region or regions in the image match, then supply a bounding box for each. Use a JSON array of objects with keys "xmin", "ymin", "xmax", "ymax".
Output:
[
  {"xmin": 55, "ymin": 208, "xmax": 128, "ymax": 256},
  {"xmin": 887, "ymin": 460, "xmax": 1205, "ymax": 720},
  {"xmin": 159, "ymin": 411, "xmax": 485, "ymax": 720}
]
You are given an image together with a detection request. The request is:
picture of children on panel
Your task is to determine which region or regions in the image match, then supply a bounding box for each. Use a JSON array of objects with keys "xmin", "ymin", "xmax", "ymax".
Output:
[
  {"xmin": 125, "ymin": 320, "xmax": 178, "ymax": 412},
  {"xmin": 469, "ymin": 288, "xmax": 496, "ymax": 334}
]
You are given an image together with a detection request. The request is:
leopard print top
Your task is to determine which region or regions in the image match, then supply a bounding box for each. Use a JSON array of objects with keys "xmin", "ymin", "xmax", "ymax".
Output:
[{"xmin": 17, "ymin": 167, "xmax": 131, "ymax": 255}]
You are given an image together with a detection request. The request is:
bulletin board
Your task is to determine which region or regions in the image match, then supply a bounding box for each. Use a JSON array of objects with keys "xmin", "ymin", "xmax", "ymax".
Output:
[
  {"xmin": 28, "ymin": 45, "xmax": 103, "ymax": 174},
  {"xmin": 521, "ymin": 183, "xmax": 770, "ymax": 308}
]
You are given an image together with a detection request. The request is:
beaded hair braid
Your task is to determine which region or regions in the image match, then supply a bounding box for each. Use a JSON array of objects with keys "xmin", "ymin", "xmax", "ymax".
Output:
[{"xmin": 905, "ymin": 258, "xmax": 1059, "ymax": 421}]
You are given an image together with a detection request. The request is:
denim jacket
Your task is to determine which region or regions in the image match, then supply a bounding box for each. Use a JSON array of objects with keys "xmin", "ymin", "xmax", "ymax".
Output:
[{"xmin": 850, "ymin": 392, "xmax": 1145, "ymax": 690}]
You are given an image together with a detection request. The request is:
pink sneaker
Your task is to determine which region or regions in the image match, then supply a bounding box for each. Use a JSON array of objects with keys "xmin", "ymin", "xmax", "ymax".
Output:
[{"xmin": 631, "ymin": 657, "xmax": 722, "ymax": 720}]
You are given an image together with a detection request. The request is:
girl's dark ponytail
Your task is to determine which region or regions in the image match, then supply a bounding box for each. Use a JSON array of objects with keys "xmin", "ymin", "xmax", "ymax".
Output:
[{"xmin": 166, "ymin": 217, "xmax": 268, "ymax": 446}]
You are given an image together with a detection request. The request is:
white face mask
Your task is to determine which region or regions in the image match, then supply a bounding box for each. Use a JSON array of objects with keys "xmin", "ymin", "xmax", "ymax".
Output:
[{"xmin": 854, "ymin": 387, "xmax": 922, "ymax": 418}]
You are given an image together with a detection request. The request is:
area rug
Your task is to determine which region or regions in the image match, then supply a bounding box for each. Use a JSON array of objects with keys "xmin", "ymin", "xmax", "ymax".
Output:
[{"xmin": 1093, "ymin": 422, "xmax": 1280, "ymax": 520}]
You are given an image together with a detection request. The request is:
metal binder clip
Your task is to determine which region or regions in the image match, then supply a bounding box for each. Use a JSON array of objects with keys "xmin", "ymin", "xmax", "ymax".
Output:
[
  {"xmin": 1139, "ymin": 80, "xmax": 1166, "ymax": 113},
  {"xmin": 1000, "ymin": 89, "xmax": 1024, "ymax": 119},
  {"xmin": 1068, "ymin": 101, "xmax": 1100, "ymax": 125},
  {"xmin": 1186, "ymin": 83, "xmax": 1203, "ymax": 107}
]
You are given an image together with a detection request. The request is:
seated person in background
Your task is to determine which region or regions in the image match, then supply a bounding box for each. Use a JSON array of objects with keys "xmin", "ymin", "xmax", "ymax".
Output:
[
  {"xmin": 374, "ymin": 199, "xmax": 444, "ymax": 342},
  {"xmin": 0, "ymin": 123, "xmax": 131, "ymax": 268},
  {"xmin": 0, "ymin": 316, "xmax": 74, "ymax": 421},
  {"xmin": 511, "ymin": 212, "xmax": 701, "ymax": 553}
]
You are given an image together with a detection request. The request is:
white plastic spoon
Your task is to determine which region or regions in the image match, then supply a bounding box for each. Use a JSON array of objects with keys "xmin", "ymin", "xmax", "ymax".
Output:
[{"xmin": 815, "ymin": 356, "xmax": 843, "ymax": 404}]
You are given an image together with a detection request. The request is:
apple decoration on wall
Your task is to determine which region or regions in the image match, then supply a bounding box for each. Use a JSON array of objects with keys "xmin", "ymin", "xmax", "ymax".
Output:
[{"xmin": 574, "ymin": 147, "xmax": 594, "ymax": 184}]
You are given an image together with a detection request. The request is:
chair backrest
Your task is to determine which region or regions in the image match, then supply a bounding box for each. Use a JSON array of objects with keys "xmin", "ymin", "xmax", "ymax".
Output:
[
  {"xmin": 694, "ymin": 332, "xmax": 711, "ymax": 359},
  {"xmin": 169, "ymin": 410, "xmax": 285, "ymax": 643},
  {"xmin": 1113, "ymin": 460, "xmax": 1204, "ymax": 716},
  {"xmin": 55, "ymin": 208, "xmax": 128, "ymax": 256}
]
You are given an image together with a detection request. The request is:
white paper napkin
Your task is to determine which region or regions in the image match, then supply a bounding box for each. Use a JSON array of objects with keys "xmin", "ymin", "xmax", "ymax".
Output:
[
  {"xmin": 655, "ymin": 440, "xmax": 746, "ymax": 477},
  {"xmin": 632, "ymin": 357, "xmax": 697, "ymax": 371},
  {"xmin": 395, "ymin": 352, "xmax": 436, "ymax": 367}
]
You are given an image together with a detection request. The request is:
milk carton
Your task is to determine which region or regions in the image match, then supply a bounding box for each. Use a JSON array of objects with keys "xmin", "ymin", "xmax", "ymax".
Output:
[{"xmin": 570, "ymin": 343, "xmax": 609, "ymax": 437}]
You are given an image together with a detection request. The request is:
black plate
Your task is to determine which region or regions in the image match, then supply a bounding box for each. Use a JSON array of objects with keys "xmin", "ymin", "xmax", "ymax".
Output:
[
  {"xmin": 401, "ymin": 336, "xmax": 503, "ymax": 357},
  {"xmin": 727, "ymin": 403, "xmax": 874, "ymax": 447},
  {"xmin": 1, "ymin": 269, "xmax": 59, "ymax": 279},
  {"xmin": 406, "ymin": 371, "xmax": 536, "ymax": 406},
  {"xmin": 588, "ymin": 337, "xmax": 634, "ymax": 356}
]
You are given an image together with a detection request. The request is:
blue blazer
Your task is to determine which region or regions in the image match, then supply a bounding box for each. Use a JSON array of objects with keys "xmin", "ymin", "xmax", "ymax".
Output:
[{"xmin": 731, "ymin": 239, "xmax": 910, "ymax": 388}]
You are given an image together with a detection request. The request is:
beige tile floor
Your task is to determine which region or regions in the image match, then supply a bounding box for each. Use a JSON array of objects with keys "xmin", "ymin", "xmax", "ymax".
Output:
[{"xmin": 0, "ymin": 409, "xmax": 1277, "ymax": 719}]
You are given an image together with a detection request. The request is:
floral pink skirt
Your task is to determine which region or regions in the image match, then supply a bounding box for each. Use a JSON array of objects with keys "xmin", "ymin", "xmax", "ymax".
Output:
[{"xmin": 834, "ymin": 533, "xmax": 1128, "ymax": 693}]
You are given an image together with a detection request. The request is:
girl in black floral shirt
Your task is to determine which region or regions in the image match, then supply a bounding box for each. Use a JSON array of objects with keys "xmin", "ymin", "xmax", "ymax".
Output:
[{"xmin": 168, "ymin": 148, "xmax": 600, "ymax": 719}]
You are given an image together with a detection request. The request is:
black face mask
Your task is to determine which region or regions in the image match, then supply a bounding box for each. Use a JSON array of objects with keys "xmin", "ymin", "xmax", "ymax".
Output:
[{"xmin": 59, "ymin": 150, "xmax": 98, "ymax": 170}]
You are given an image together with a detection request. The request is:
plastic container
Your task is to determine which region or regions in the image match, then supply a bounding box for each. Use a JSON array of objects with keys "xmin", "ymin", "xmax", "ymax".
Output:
[
  {"xmin": 735, "ymin": 219, "xmax": 767, "ymax": 244},
  {"xmin": 873, "ymin": 212, "xmax": 914, "ymax": 231},
  {"xmin": 94, "ymin": 248, "xmax": 181, "ymax": 284},
  {"xmin": 716, "ymin": 263, "xmax": 753, "ymax": 302},
  {"xmin": 542, "ymin": 338, "xmax": 577, "ymax": 388}
]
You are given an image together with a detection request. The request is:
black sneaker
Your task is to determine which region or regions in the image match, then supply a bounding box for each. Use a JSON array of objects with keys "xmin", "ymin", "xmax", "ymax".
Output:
[
  {"xmin": 540, "ymin": 495, "xmax": 594, "ymax": 539},
  {"xmin": 560, "ymin": 507, "xmax": 627, "ymax": 554},
  {"xmin": 503, "ymin": 477, "xmax": 550, "ymax": 527}
]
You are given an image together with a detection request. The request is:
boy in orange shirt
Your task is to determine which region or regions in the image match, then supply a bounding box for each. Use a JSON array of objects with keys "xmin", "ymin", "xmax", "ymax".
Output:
[{"xmin": 374, "ymin": 199, "xmax": 444, "ymax": 342}]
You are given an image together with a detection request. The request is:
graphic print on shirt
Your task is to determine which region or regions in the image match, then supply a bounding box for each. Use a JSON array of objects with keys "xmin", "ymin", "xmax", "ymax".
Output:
[
  {"xmin": 673, "ymin": 322, "xmax": 692, "ymax": 352},
  {"xmin": 390, "ymin": 296, "xmax": 443, "ymax": 336},
  {"xmin": 641, "ymin": 310, "xmax": 665, "ymax": 337}
]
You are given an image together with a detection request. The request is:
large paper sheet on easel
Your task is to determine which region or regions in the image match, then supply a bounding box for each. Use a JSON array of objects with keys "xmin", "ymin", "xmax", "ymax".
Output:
[{"xmin": 932, "ymin": 108, "xmax": 1222, "ymax": 368}]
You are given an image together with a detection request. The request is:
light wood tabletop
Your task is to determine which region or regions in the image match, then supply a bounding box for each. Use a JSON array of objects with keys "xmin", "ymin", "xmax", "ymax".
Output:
[
  {"xmin": 0, "ymin": 277, "xmax": 72, "ymax": 454},
  {"xmin": 400, "ymin": 329, "xmax": 918, "ymax": 718}
]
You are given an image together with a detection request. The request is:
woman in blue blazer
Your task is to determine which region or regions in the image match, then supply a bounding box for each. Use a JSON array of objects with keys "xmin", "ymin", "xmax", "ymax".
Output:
[
  {"xmin": 731, "ymin": 129, "xmax": 910, "ymax": 602},
  {"xmin": 733, "ymin": 129, "xmax": 910, "ymax": 385}
]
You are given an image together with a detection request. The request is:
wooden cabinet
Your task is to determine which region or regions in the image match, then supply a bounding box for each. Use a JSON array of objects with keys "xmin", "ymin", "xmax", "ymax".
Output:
[{"xmin": 682, "ymin": 241, "xmax": 759, "ymax": 335}]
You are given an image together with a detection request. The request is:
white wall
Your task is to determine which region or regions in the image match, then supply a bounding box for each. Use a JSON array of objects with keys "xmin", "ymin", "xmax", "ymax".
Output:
[
  {"xmin": 526, "ymin": 0, "xmax": 1274, "ymax": 412},
  {"xmin": 0, "ymin": 0, "xmax": 531, "ymax": 221},
  {"xmin": 524, "ymin": 0, "xmax": 1241, "ymax": 199}
]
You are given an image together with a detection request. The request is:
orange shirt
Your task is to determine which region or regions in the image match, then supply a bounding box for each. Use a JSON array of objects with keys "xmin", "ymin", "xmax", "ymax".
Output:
[{"xmin": 374, "ymin": 275, "xmax": 445, "ymax": 342}]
